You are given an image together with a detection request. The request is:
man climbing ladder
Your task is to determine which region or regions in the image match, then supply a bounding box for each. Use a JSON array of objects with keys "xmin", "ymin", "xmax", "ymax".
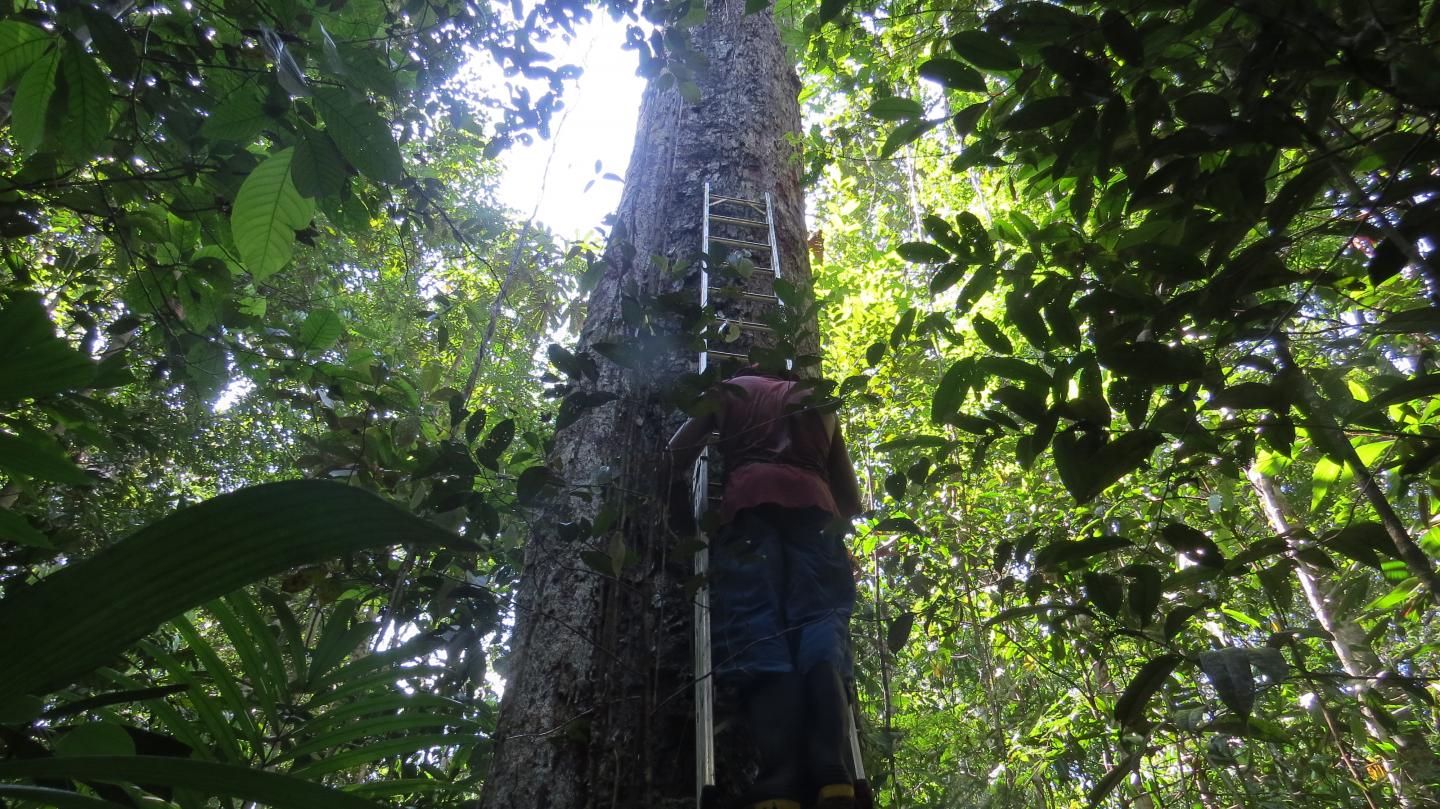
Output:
[{"xmin": 666, "ymin": 362, "xmax": 866, "ymax": 809}]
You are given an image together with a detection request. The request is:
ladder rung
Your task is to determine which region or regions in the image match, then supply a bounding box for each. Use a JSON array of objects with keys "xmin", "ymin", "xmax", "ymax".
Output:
[
  {"xmin": 711, "ymin": 235, "xmax": 772, "ymax": 252},
  {"xmin": 704, "ymin": 348, "xmax": 749, "ymax": 360},
  {"xmin": 709, "ymin": 195, "xmax": 765, "ymax": 210},
  {"xmin": 716, "ymin": 318, "xmax": 774, "ymax": 332},
  {"xmin": 708, "ymin": 287, "xmax": 779, "ymax": 303},
  {"xmin": 709, "ymin": 213, "xmax": 768, "ymax": 229}
]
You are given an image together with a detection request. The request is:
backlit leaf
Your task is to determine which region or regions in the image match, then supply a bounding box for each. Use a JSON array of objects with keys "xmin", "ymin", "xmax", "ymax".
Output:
[{"xmin": 232, "ymin": 148, "xmax": 315, "ymax": 281}]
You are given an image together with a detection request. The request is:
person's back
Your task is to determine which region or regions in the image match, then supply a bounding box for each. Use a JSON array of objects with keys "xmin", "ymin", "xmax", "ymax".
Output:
[
  {"xmin": 715, "ymin": 374, "xmax": 839, "ymax": 522},
  {"xmin": 666, "ymin": 369, "xmax": 863, "ymax": 809}
]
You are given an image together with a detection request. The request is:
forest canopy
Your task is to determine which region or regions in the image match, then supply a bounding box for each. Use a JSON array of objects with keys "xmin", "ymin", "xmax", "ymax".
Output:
[{"xmin": 2, "ymin": 0, "xmax": 1439, "ymax": 807}]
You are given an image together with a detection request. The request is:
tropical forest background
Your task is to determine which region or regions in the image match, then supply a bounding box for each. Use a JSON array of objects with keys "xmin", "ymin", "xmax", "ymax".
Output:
[{"xmin": 2, "ymin": 0, "xmax": 1439, "ymax": 807}]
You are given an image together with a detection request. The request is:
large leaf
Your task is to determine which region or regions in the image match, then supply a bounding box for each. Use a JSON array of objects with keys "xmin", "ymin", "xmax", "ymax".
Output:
[
  {"xmin": 56, "ymin": 39, "xmax": 112, "ymax": 163},
  {"xmin": 11, "ymin": 45, "xmax": 59, "ymax": 154},
  {"xmin": 918, "ymin": 58, "xmax": 986, "ymax": 92},
  {"xmin": 1199, "ymin": 648, "xmax": 1255, "ymax": 718},
  {"xmin": 0, "ymin": 431, "xmax": 88, "ymax": 485},
  {"xmin": 298, "ymin": 309, "xmax": 345, "ymax": 352},
  {"xmin": 0, "ymin": 785, "xmax": 131, "ymax": 809},
  {"xmin": 231, "ymin": 148, "xmax": 315, "ymax": 282},
  {"xmin": 1033, "ymin": 535, "xmax": 1131, "ymax": 569},
  {"xmin": 0, "ymin": 756, "xmax": 382, "ymax": 809},
  {"xmin": 1052, "ymin": 429, "xmax": 1163, "ymax": 503},
  {"xmin": 291, "ymin": 124, "xmax": 348, "ymax": 198},
  {"xmin": 0, "ymin": 481, "xmax": 460, "ymax": 696},
  {"xmin": 949, "ymin": 29, "xmax": 1020, "ymax": 71},
  {"xmin": 0, "ymin": 292, "xmax": 97, "ymax": 401},
  {"xmin": 312, "ymin": 87, "xmax": 404, "ymax": 184},
  {"xmin": 0, "ymin": 21, "xmax": 50, "ymax": 86},
  {"xmin": 1113, "ymin": 653, "xmax": 1182, "ymax": 729}
]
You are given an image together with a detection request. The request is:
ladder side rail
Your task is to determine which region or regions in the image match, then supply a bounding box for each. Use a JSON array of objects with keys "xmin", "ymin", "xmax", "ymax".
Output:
[{"xmin": 694, "ymin": 182, "xmax": 717, "ymax": 807}]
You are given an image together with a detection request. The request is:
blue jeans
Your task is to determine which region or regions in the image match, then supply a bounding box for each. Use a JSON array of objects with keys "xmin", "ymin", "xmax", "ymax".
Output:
[{"xmin": 711, "ymin": 505, "xmax": 856, "ymax": 679}]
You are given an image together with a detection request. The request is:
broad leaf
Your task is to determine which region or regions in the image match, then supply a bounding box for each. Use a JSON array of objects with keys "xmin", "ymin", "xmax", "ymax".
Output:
[
  {"xmin": 0, "ymin": 756, "xmax": 382, "ymax": 809},
  {"xmin": 1114, "ymin": 653, "xmax": 1182, "ymax": 729},
  {"xmin": 11, "ymin": 46, "xmax": 59, "ymax": 154},
  {"xmin": 1199, "ymin": 647, "xmax": 1255, "ymax": 718},
  {"xmin": 918, "ymin": 58, "xmax": 986, "ymax": 92},
  {"xmin": 0, "ymin": 481, "xmax": 459, "ymax": 696},
  {"xmin": 0, "ymin": 21, "xmax": 50, "ymax": 86},
  {"xmin": 56, "ymin": 40, "xmax": 112, "ymax": 162},
  {"xmin": 313, "ymin": 87, "xmax": 405, "ymax": 184},
  {"xmin": 298, "ymin": 309, "xmax": 345, "ymax": 352},
  {"xmin": 949, "ymin": 30, "xmax": 1020, "ymax": 71},
  {"xmin": 231, "ymin": 148, "xmax": 315, "ymax": 281},
  {"xmin": 0, "ymin": 292, "xmax": 97, "ymax": 401}
]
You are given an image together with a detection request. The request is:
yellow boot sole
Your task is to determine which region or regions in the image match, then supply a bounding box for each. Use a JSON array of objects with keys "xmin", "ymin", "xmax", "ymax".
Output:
[
  {"xmin": 816, "ymin": 783, "xmax": 855, "ymax": 808},
  {"xmin": 750, "ymin": 801, "xmax": 801, "ymax": 809}
]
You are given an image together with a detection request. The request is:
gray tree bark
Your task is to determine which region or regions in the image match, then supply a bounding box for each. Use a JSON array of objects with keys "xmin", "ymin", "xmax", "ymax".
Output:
[
  {"xmin": 1247, "ymin": 467, "xmax": 1440, "ymax": 808},
  {"xmin": 478, "ymin": 3, "xmax": 815, "ymax": 807}
]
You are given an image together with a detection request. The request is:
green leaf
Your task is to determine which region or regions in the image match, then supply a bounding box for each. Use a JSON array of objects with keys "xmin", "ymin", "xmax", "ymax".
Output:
[
  {"xmin": 1125, "ymin": 565, "xmax": 1162, "ymax": 626},
  {"xmin": 0, "ymin": 756, "xmax": 383, "ymax": 809},
  {"xmin": 875, "ymin": 434, "xmax": 949, "ymax": 452},
  {"xmin": 874, "ymin": 517, "xmax": 923, "ymax": 535},
  {"xmin": 0, "ymin": 785, "xmax": 132, "ymax": 809},
  {"xmin": 1034, "ymin": 535, "xmax": 1131, "ymax": 570},
  {"xmin": 885, "ymin": 612, "xmax": 914, "ymax": 652},
  {"xmin": 896, "ymin": 241, "xmax": 949, "ymax": 263},
  {"xmin": 1366, "ymin": 373, "xmax": 1440, "ymax": 409},
  {"xmin": 312, "ymin": 87, "xmax": 404, "ymax": 184},
  {"xmin": 477, "ymin": 418, "xmax": 517, "ymax": 469},
  {"xmin": 56, "ymin": 39, "xmax": 112, "ymax": 163},
  {"xmin": 930, "ymin": 360, "xmax": 973, "ymax": 424},
  {"xmin": 880, "ymin": 119, "xmax": 937, "ymax": 158},
  {"xmin": 11, "ymin": 45, "xmax": 59, "ymax": 154},
  {"xmin": 55, "ymin": 722, "xmax": 136, "ymax": 757},
  {"xmin": 0, "ymin": 481, "xmax": 459, "ymax": 697},
  {"xmin": 1160, "ymin": 522, "xmax": 1227, "ymax": 568},
  {"xmin": 1310, "ymin": 456, "xmax": 1345, "ymax": 511},
  {"xmin": 298, "ymin": 309, "xmax": 345, "ymax": 352},
  {"xmin": 292, "ymin": 125, "xmax": 348, "ymax": 198},
  {"xmin": 201, "ymin": 93, "xmax": 272, "ymax": 144},
  {"xmin": 972, "ymin": 314, "xmax": 1012, "ymax": 354},
  {"xmin": 0, "ymin": 431, "xmax": 88, "ymax": 485},
  {"xmin": 1083, "ymin": 571, "xmax": 1124, "ymax": 617},
  {"xmin": 0, "ymin": 22, "xmax": 50, "ymax": 86},
  {"xmin": 516, "ymin": 465, "xmax": 557, "ymax": 505},
  {"xmin": 1164, "ymin": 605, "xmax": 1204, "ymax": 640},
  {"xmin": 1099, "ymin": 10, "xmax": 1144, "ymax": 63},
  {"xmin": 0, "ymin": 293, "xmax": 97, "ymax": 402},
  {"xmin": 78, "ymin": 8, "xmax": 137, "ymax": 78},
  {"xmin": 231, "ymin": 148, "xmax": 315, "ymax": 281},
  {"xmin": 867, "ymin": 97, "xmax": 923, "ymax": 121},
  {"xmin": 1052, "ymin": 429, "xmax": 1163, "ymax": 503},
  {"xmin": 949, "ymin": 30, "xmax": 1020, "ymax": 71},
  {"xmin": 1087, "ymin": 752, "xmax": 1140, "ymax": 809},
  {"xmin": 918, "ymin": 58, "xmax": 986, "ymax": 92},
  {"xmin": 1114, "ymin": 653, "xmax": 1182, "ymax": 729},
  {"xmin": 999, "ymin": 96, "xmax": 1080, "ymax": 131},
  {"xmin": 884, "ymin": 471, "xmax": 907, "ymax": 500},
  {"xmin": 0, "ymin": 508, "xmax": 50, "ymax": 548},
  {"xmin": 1199, "ymin": 647, "xmax": 1255, "ymax": 718},
  {"xmin": 1373, "ymin": 307, "xmax": 1440, "ymax": 334}
]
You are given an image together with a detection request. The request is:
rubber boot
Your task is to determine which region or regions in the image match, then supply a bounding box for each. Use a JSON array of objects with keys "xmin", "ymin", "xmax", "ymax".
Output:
[
  {"xmin": 744, "ymin": 672, "xmax": 805, "ymax": 808},
  {"xmin": 806, "ymin": 662, "xmax": 855, "ymax": 809}
]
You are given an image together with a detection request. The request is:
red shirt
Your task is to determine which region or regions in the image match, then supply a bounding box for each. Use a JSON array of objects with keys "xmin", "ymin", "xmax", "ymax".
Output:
[{"xmin": 715, "ymin": 375, "xmax": 837, "ymax": 522}]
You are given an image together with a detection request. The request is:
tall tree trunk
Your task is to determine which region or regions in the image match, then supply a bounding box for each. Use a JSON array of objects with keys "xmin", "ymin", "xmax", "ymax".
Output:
[
  {"xmin": 479, "ymin": 3, "xmax": 815, "ymax": 807},
  {"xmin": 1247, "ymin": 468, "xmax": 1440, "ymax": 807}
]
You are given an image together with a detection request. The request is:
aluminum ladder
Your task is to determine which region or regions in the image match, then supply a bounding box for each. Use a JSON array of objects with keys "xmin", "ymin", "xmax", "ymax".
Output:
[{"xmin": 690, "ymin": 182, "xmax": 870, "ymax": 808}]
